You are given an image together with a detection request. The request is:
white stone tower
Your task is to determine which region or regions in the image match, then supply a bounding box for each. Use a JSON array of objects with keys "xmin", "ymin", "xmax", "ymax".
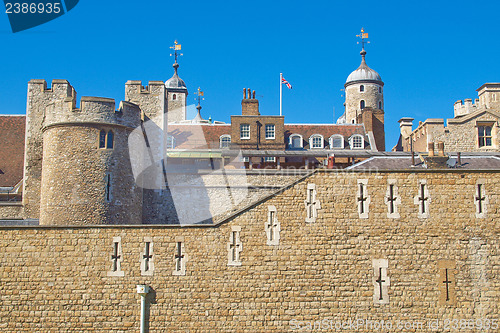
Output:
[{"xmin": 343, "ymin": 30, "xmax": 384, "ymax": 124}]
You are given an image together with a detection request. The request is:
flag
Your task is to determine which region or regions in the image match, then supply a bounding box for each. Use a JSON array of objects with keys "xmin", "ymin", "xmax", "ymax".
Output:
[
  {"xmin": 281, "ymin": 77, "xmax": 292, "ymax": 89},
  {"xmin": 362, "ymin": 33, "xmax": 369, "ymax": 38},
  {"xmin": 175, "ymin": 44, "xmax": 182, "ymax": 50}
]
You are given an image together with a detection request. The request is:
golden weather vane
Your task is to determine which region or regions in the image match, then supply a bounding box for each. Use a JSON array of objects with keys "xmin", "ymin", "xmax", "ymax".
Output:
[
  {"xmin": 356, "ymin": 28, "xmax": 370, "ymax": 50},
  {"xmin": 169, "ymin": 40, "xmax": 183, "ymax": 63},
  {"xmin": 195, "ymin": 87, "xmax": 204, "ymax": 105}
]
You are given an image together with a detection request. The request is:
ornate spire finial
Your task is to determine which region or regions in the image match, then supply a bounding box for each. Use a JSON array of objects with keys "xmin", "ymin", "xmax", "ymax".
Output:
[
  {"xmin": 170, "ymin": 40, "xmax": 183, "ymax": 74},
  {"xmin": 194, "ymin": 87, "xmax": 204, "ymax": 107},
  {"xmin": 356, "ymin": 28, "xmax": 370, "ymax": 64}
]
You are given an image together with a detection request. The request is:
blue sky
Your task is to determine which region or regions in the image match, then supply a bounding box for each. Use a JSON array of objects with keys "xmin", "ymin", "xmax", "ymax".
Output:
[{"xmin": 1, "ymin": 0, "xmax": 500, "ymax": 147}]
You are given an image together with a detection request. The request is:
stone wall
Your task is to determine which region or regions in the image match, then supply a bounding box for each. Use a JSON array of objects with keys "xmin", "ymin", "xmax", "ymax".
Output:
[
  {"xmin": 0, "ymin": 169, "xmax": 498, "ymax": 332},
  {"xmin": 345, "ymin": 83, "xmax": 383, "ymax": 125}
]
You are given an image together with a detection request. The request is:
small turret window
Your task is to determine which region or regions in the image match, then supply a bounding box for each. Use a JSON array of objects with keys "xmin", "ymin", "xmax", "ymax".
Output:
[
  {"xmin": 379, "ymin": 101, "xmax": 382, "ymax": 109},
  {"xmin": 360, "ymin": 100, "xmax": 365, "ymax": 109},
  {"xmin": 360, "ymin": 85, "xmax": 365, "ymax": 92},
  {"xmin": 379, "ymin": 87, "xmax": 382, "ymax": 93},
  {"xmin": 106, "ymin": 131, "xmax": 114, "ymax": 149},
  {"xmin": 173, "ymin": 94, "xmax": 177, "ymax": 100},
  {"xmin": 99, "ymin": 130, "xmax": 114, "ymax": 149}
]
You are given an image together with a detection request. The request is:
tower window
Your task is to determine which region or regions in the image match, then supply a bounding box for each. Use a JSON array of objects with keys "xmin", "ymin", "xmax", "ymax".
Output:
[
  {"xmin": 105, "ymin": 174, "xmax": 111, "ymax": 202},
  {"xmin": 360, "ymin": 85, "xmax": 364, "ymax": 92},
  {"xmin": 478, "ymin": 125, "xmax": 493, "ymax": 147},
  {"xmin": 99, "ymin": 130, "xmax": 114, "ymax": 149},
  {"xmin": 379, "ymin": 87, "xmax": 382, "ymax": 93},
  {"xmin": 360, "ymin": 100, "xmax": 365, "ymax": 109},
  {"xmin": 173, "ymin": 94, "xmax": 177, "ymax": 100},
  {"xmin": 379, "ymin": 101, "xmax": 382, "ymax": 109}
]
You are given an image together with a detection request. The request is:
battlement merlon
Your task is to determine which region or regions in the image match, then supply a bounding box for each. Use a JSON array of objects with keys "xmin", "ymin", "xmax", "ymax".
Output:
[
  {"xmin": 454, "ymin": 98, "xmax": 479, "ymax": 117},
  {"xmin": 43, "ymin": 96, "xmax": 141, "ymax": 130},
  {"xmin": 125, "ymin": 80, "xmax": 165, "ymax": 95},
  {"xmin": 28, "ymin": 79, "xmax": 75, "ymax": 99}
]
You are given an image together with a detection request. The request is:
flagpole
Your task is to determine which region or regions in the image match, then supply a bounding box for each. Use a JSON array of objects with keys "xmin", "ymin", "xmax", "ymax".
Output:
[{"xmin": 280, "ymin": 72, "xmax": 282, "ymax": 116}]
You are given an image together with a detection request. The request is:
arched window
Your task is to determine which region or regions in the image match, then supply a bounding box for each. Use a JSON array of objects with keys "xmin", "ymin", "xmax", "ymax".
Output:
[
  {"xmin": 360, "ymin": 100, "xmax": 365, "ymax": 109},
  {"xmin": 166, "ymin": 134, "xmax": 175, "ymax": 149},
  {"xmin": 379, "ymin": 87, "xmax": 382, "ymax": 93},
  {"xmin": 99, "ymin": 130, "xmax": 106, "ymax": 148},
  {"xmin": 309, "ymin": 134, "xmax": 324, "ymax": 149},
  {"xmin": 360, "ymin": 85, "xmax": 364, "ymax": 92},
  {"xmin": 378, "ymin": 101, "xmax": 382, "ymax": 109},
  {"xmin": 329, "ymin": 135, "xmax": 344, "ymax": 149},
  {"xmin": 350, "ymin": 135, "xmax": 364, "ymax": 149},
  {"xmin": 289, "ymin": 134, "xmax": 303, "ymax": 149},
  {"xmin": 173, "ymin": 94, "xmax": 177, "ymax": 100},
  {"xmin": 106, "ymin": 131, "xmax": 114, "ymax": 149},
  {"xmin": 220, "ymin": 135, "xmax": 231, "ymax": 149}
]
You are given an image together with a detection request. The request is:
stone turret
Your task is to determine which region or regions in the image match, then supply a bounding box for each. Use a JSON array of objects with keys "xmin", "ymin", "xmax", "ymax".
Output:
[{"xmin": 39, "ymin": 94, "xmax": 143, "ymax": 225}]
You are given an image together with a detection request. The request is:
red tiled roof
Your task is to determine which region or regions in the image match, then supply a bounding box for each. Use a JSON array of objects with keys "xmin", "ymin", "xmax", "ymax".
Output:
[
  {"xmin": 168, "ymin": 124, "xmax": 230, "ymax": 149},
  {"xmin": 167, "ymin": 123, "xmax": 367, "ymax": 149},
  {"xmin": 0, "ymin": 115, "xmax": 25, "ymax": 186}
]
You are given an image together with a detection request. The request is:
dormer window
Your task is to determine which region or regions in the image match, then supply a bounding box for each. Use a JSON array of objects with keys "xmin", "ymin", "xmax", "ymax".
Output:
[
  {"xmin": 329, "ymin": 135, "xmax": 344, "ymax": 149},
  {"xmin": 350, "ymin": 135, "xmax": 364, "ymax": 149},
  {"xmin": 289, "ymin": 134, "xmax": 303, "ymax": 149},
  {"xmin": 310, "ymin": 134, "xmax": 324, "ymax": 149},
  {"xmin": 220, "ymin": 135, "xmax": 231, "ymax": 148},
  {"xmin": 360, "ymin": 85, "xmax": 364, "ymax": 92}
]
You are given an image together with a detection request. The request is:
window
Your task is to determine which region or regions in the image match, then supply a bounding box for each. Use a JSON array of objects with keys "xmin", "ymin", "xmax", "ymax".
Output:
[
  {"xmin": 265, "ymin": 124, "xmax": 275, "ymax": 139},
  {"xmin": 264, "ymin": 156, "xmax": 276, "ymax": 162},
  {"xmin": 173, "ymin": 94, "xmax": 177, "ymax": 100},
  {"xmin": 350, "ymin": 135, "xmax": 364, "ymax": 149},
  {"xmin": 99, "ymin": 130, "xmax": 114, "ymax": 149},
  {"xmin": 378, "ymin": 101, "xmax": 382, "ymax": 109},
  {"xmin": 360, "ymin": 85, "xmax": 364, "ymax": 92},
  {"xmin": 478, "ymin": 125, "xmax": 492, "ymax": 147},
  {"xmin": 329, "ymin": 135, "xmax": 344, "ymax": 149},
  {"xmin": 105, "ymin": 174, "xmax": 111, "ymax": 202},
  {"xmin": 166, "ymin": 134, "xmax": 175, "ymax": 149},
  {"xmin": 379, "ymin": 87, "xmax": 382, "ymax": 93},
  {"xmin": 360, "ymin": 100, "xmax": 365, "ymax": 109},
  {"xmin": 240, "ymin": 124, "xmax": 250, "ymax": 139},
  {"xmin": 289, "ymin": 134, "xmax": 303, "ymax": 148},
  {"xmin": 310, "ymin": 135, "xmax": 324, "ymax": 149},
  {"xmin": 220, "ymin": 135, "xmax": 231, "ymax": 148},
  {"xmin": 241, "ymin": 156, "xmax": 249, "ymax": 162}
]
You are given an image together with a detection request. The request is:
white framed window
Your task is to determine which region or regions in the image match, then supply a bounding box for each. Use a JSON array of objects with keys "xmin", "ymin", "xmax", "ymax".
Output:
[
  {"xmin": 220, "ymin": 135, "xmax": 231, "ymax": 148},
  {"xmin": 166, "ymin": 134, "xmax": 175, "ymax": 149},
  {"xmin": 360, "ymin": 100, "xmax": 365, "ymax": 109},
  {"xmin": 309, "ymin": 134, "xmax": 324, "ymax": 149},
  {"xmin": 241, "ymin": 156, "xmax": 249, "ymax": 162},
  {"xmin": 264, "ymin": 156, "xmax": 276, "ymax": 162},
  {"xmin": 360, "ymin": 85, "xmax": 365, "ymax": 92},
  {"xmin": 240, "ymin": 124, "xmax": 250, "ymax": 139},
  {"xmin": 289, "ymin": 134, "xmax": 303, "ymax": 149},
  {"xmin": 265, "ymin": 124, "xmax": 275, "ymax": 139},
  {"xmin": 329, "ymin": 135, "xmax": 344, "ymax": 149},
  {"xmin": 350, "ymin": 135, "xmax": 364, "ymax": 149},
  {"xmin": 478, "ymin": 125, "xmax": 493, "ymax": 147}
]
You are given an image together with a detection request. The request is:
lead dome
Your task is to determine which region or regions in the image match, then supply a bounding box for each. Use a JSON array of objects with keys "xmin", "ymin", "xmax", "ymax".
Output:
[{"xmin": 345, "ymin": 49, "xmax": 382, "ymax": 85}]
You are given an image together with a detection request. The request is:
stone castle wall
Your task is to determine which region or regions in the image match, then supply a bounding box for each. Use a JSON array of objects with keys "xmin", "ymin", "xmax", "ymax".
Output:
[{"xmin": 0, "ymin": 170, "xmax": 498, "ymax": 332}]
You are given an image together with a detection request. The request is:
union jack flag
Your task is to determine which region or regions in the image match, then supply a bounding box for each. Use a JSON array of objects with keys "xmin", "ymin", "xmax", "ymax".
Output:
[{"xmin": 281, "ymin": 77, "xmax": 292, "ymax": 89}]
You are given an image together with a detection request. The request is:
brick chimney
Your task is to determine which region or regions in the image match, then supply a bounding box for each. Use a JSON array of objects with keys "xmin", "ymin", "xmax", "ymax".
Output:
[{"xmin": 241, "ymin": 88, "xmax": 259, "ymax": 116}]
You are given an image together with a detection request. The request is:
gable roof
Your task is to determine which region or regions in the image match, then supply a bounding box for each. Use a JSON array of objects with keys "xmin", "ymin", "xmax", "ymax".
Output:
[{"xmin": 0, "ymin": 115, "xmax": 26, "ymax": 186}]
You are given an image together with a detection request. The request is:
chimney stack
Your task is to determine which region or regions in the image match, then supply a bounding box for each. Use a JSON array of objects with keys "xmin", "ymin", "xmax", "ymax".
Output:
[{"xmin": 241, "ymin": 88, "xmax": 260, "ymax": 116}]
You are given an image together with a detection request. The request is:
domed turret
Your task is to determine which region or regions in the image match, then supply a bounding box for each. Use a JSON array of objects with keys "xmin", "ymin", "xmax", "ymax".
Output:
[
  {"xmin": 346, "ymin": 49, "xmax": 382, "ymax": 85},
  {"xmin": 343, "ymin": 48, "xmax": 384, "ymax": 124},
  {"xmin": 165, "ymin": 62, "xmax": 187, "ymax": 89}
]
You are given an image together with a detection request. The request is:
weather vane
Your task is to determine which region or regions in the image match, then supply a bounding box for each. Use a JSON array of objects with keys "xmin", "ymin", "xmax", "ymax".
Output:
[
  {"xmin": 356, "ymin": 28, "xmax": 370, "ymax": 50},
  {"xmin": 169, "ymin": 40, "xmax": 183, "ymax": 63},
  {"xmin": 194, "ymin": 87, "xmax": 204, "ymax": 105}
]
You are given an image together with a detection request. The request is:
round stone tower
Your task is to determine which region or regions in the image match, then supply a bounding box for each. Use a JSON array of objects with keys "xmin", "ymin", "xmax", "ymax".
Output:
[
  {"xmin": 39, "ymin": 96, "xmax": 143, "ymax": 225},
  {"xmin": 344, "ymin": 48, "xmax": 384, "ymax": 124}
]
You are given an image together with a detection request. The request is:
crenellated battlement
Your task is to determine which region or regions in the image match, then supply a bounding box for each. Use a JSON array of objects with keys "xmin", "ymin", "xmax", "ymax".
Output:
[
  {"xmin": 453, "ymin": 98, "xmax": 479, "ymax": 117},
  {"xmin": 125, "ymin": 80, "xmax": 165, "ymax": 94},
  {"xmin": 43, "ymin": 96, "xmax": 141, "ymax": 130}
]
